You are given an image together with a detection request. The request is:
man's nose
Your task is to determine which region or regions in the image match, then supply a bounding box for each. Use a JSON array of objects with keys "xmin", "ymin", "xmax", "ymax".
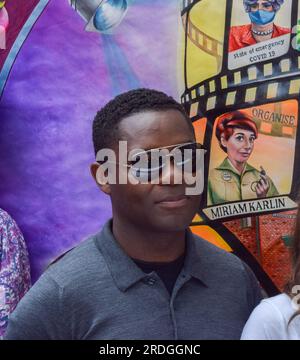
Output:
[{"xmin": 160, "ymin": 158, "xmax": 182, "ymax": 186}]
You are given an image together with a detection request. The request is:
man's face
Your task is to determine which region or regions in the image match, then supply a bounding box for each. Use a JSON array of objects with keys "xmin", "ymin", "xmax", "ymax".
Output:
[{"xmin": 107, "ymin": 109, "xmax": 202, "ymax": 233}]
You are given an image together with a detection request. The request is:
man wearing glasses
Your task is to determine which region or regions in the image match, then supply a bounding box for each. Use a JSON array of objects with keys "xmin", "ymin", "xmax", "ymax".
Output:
[{"xmin": 5, "ymin": 88, "xmax": 262, "ymax": 340}]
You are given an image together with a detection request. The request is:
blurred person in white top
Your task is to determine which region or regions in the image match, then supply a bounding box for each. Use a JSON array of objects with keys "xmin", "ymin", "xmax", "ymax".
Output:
[{"xmin": 241, "ymin": 198, "xmax": 300, "ymax": 340}]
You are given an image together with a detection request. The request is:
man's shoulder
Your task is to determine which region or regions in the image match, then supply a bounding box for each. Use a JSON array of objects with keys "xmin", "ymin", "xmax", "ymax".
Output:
[
  {"xmin": 190, "ymin": 232, "xmax": 258, "ymax": 296},
  {"xmin": 45, "ymin": 232, "xmax": 107, "ymax": 287},
  {"xmin": 192, "ymin": 232, "xmax": 245, "ymax": 273}
]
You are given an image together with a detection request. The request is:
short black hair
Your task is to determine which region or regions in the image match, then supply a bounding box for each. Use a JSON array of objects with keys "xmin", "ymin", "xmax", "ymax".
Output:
[{"xmin": 92, "ymin": 88, "xmax": 193, "ymax": 156}]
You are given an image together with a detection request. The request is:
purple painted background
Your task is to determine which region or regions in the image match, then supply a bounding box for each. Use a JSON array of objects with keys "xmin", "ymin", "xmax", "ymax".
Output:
[{"xmin": 0, "ymin": 0, "xmax": 180, "ymax": 281}]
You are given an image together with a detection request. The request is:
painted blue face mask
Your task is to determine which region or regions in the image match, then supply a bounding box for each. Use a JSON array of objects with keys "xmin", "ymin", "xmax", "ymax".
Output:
[{"xmin": 249, "ymin": 10, "xmax": 276, "ymax": 25}]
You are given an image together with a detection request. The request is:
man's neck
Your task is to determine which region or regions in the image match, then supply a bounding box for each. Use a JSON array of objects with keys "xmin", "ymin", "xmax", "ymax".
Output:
[{"xmin": 111, "ymin": 216, "xmax": 186, "ymax": 262}]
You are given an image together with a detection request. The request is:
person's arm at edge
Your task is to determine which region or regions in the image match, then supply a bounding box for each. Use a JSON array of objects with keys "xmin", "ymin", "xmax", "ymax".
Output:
[
  {"xmin": 4, "ymin": 272, "xmax": 67, "ymax": 340},
  {"xmin": 241, "ymin": 299, "xmax": 284, "ymax": 340}
]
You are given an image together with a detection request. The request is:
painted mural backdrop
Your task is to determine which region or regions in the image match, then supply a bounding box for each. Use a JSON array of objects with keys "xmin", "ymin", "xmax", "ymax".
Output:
[
  {"xmin": 181, "ymin": 0, "xmax": 300, "ymax": 294},
  {"xmin": 0, "ymin": 0, "xmax": 298, "ymax": 295}
]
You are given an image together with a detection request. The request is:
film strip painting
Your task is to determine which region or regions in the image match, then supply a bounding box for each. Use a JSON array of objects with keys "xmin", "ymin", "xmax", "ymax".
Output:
[
  {"xmin": 182, "ymin": 12, "xmax": 223, "ymax": 68},
  {"xmin": 183, "ymin": 75, "xmax": 300, "ymax": 119},
  {"xmin": 180, "ymin": 0, "xmax": 300, "ymax": 222},
  {"xmin": 181, "ymin": 55, "xmax": 300, "ymax": 116},
  {"xmin": 181, "ymin": 0, "xmax": 201, "ymax": 14},
  {"xmin": 182, "ymin": 0, "xmax": 300, "ymax": 294}
]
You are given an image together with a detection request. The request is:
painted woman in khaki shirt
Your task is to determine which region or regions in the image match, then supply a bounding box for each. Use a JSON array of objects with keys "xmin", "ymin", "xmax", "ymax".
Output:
[{"xmin": 208, "ymin": 111, "xmax": 279, "ymax": 206}]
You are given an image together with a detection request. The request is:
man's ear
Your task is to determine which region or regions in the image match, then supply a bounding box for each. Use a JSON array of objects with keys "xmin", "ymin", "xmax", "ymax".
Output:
[{"xmin": 90, "ymin": 163, "xmax": 111, "ymax": 195}]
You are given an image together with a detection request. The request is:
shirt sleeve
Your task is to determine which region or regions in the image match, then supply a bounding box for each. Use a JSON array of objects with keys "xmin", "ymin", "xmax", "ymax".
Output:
[
  {"xmin": 241, "ymin": 300, "xmax": 286, "ymax": 340},
  {"xmin": 4, "ymin": 272, "xmax": 68, "ymax": 340},
  {"xmin": 241, "ymin": 262, "xmax": 264, "ymax": 313}
]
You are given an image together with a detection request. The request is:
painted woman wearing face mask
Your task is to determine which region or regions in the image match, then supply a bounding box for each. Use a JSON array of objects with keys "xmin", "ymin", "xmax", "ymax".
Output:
[
  {"xmin": 207, "ymin": 111, "xmax": 279, "ymax": 206},
  {"xmin": 229, "ymin": 0, "xmax": 290, "ymax": 52}
]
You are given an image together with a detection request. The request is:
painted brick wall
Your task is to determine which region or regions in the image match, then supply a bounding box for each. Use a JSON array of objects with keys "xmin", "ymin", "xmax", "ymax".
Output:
[{"xmin": 224, "ymin": 211, "xmax": 296, "ymax": 291}]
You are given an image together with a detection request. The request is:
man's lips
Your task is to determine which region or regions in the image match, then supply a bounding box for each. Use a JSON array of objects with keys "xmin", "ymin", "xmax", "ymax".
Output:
[{"xmin": 156, "ymin": 195, "xmax": 189, "ymax": 209}]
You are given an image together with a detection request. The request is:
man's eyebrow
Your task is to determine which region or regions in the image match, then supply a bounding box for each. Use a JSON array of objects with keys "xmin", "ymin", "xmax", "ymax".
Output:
[
  {"xmin": 131, "ymin": 140, "xmax": 195, "ymax": 152},
  {"xmin": 161, "ymin": 141, "xmax": 194, "ymax": 150}
]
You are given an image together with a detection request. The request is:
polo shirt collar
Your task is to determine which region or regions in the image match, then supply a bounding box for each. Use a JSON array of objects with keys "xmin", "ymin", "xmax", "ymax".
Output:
[
  {"xmin": 95, "ymin": 219, "xmax": 147, "ymax": 292},
  {"xmin": 95, "ymin": 219, "xmax": 209, "ymax": 292},
  {"xmin": 182, "ymin": 228, "xmax": 208, "ymax": 286}
]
